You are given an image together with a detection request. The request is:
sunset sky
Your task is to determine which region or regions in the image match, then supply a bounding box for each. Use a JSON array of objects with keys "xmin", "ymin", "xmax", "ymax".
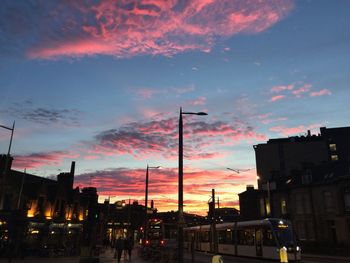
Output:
[{"xmin": 0, "ymin": 0, "xmax": 349, "ymax": 215}]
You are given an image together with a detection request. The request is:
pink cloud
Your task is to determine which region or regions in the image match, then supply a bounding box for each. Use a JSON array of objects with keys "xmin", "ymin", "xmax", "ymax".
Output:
[
  {"xmin": 269, "ymin": 124, "xmax": 321, "ymax": 136},
  {"xmin": 13, "ymin": 151, "xmax": 79, "ymax": 169},
  {"xmin": 130, "ymin": 88, "xmax": 160, "ymax": 99},
  {"xmin": 26, "ymin": 0, "xmax": 294, "ymax": 59},
  {"xmin": 269, "ymin": 95, "xmax": 285, "ymax": 102},
  {"xmin": 270, "ymin": 84, "xmax": 294, "ymax": 93},
  {"xmin": 88, "ymin": 116, "xmax": 266, "ymax": 160},
  {"xmin": 291, "ymin": 84, "xmax": 312, "ymax": 97},
  {"xmin": 187, "ymin": 96, "xmax": 206, "ymax": 106},
  {"xmin": 310, "ymin": 88, "xmax": 332, "ymax": 97},
  {"xmin": 256, "ymin": 113, "xmax": 288, "ymax": 125}
]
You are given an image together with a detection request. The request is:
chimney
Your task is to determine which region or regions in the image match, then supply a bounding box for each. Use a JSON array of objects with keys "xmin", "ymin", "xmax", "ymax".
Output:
[
  {"xmin": 307, "ymin": 130, "xmax": 311, "ymax": 137},
  {"xmin": 70, "ymin": 161, "xmax": 75, "ymax": 176},
  {"xmin": 246, "ymin": 185, "xmax": 254, "ymax": 191},
  {"xmin": 151, "ymin": 200, "xmax": 154, "ymax": 209}
]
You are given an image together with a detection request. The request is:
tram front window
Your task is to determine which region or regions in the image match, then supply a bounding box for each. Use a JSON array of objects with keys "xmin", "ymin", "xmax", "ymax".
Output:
[
  {"xmin": 275, "ymin": 227, "xmax": 295, "ymax": 247},
  {"xmin": 271, "ymin": 220, "xmax": 296, "ymax": 247}
]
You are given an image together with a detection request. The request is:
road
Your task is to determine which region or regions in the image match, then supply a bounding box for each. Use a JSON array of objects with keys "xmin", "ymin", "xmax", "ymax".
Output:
[{"xmin": 184, "ymin": 250, "xmax": 350, "ymax": 263}]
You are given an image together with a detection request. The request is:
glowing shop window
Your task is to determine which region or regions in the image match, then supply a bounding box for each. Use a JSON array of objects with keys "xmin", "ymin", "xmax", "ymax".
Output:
[
  {"xmin": 329, "ymin": 144, "xmax": 337, "ymax": 151},
  {"xmin": 331, "ymin": 155, "xmax": 338, "ymax": 161}
]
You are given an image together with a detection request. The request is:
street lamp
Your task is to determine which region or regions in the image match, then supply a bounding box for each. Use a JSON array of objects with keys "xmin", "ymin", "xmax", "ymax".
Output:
[
  {"xmin": 178, "ymin": 107, "xmax": 207, "ymax": 263},
  {"xmin": 226, "ymin": 167, "xmax": 251, "ymax": 174},
  {"xmin": 0, "ymin": 121, "xmax": 15, "ymax": 209},
  {"xmin": 144, "ymin": 165, "xmax": 160, "ymax": 241}
]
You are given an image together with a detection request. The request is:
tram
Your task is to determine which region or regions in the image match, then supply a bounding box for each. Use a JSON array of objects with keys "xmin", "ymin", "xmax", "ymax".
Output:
[
  {"xmin": 184, "ymin": 218, "xmax": 301, "ymax": 261},
  {"xmin": 140, "ymin": 218, "xmax": 177, "ymax": 261}
]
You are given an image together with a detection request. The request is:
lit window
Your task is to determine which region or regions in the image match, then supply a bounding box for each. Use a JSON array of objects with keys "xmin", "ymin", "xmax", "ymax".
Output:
[
  {"xmin": 265, "ymin": 198, "xmax": 271, "ymax": 216},
  {"xmin": 329, "ymin": 144, "xmax": 337, "ymax": 151},
  {"xmin": 331, "ymin": 155, "xmax": 338, "ymax": 161}
]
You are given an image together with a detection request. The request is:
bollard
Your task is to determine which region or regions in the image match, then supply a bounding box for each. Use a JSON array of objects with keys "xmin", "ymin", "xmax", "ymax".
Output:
[
  {"xmin": 212, "ymin": 255, "xmax": 224, "ymax": 263},
  {"xmin": 279, "ymin": 247, "xmax": 288, "ymax": 263}
]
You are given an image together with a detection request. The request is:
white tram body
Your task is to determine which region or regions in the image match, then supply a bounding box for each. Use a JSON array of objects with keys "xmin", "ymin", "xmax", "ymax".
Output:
[{"xmin": 184, "ymin": 218, "xmax": 301, "ymax": 261}]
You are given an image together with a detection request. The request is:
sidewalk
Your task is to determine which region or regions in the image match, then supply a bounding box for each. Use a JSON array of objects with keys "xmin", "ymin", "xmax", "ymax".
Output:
[
  {"xmin": 100, "ymin": 247, "xmax": 144, "ymax": 263},
  {"xmin": 0, "ymin": 247, "xmax": 143, "ymax": 263}
]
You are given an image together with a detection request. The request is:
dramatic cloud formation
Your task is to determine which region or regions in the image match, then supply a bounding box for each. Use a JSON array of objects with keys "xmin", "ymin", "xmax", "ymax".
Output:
[
  {"xmin": 13, "ymin": 151, "xmax": 79, "ymax": 169},
  {"xmin": 88, "ymin": 116, "xmax": 266, "ymax": 160},
  {"xmin": 0, "ymin": 1, "xmax": 294, "ymax": 59},
  {"xmin": 74, "ymin": 167, "xmax": 251, "ymax": 214},
  {"xmin": 3, "ymin": 101, "xmax": 82, "ymax": 125}
]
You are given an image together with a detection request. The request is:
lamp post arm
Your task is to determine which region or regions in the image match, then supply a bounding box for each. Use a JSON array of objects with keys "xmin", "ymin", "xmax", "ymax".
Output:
[{"xmin": 7, "ymin": 121, "xmax": 15, "ymax": 157}]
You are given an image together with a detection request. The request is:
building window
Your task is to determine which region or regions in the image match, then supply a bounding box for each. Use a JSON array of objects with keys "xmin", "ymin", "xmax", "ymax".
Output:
[
  {"xmin": 324, "ymin": 191, "xmax": 334, "ymax": 212},
  {"xmin": 281, "ymin": 198, "xmax": 287, "ymax": 215},
  {"xmin": 296, "ymin": 193, "xmax": 311, "ymax": 214},
  {"xmin": 344, "ymin": 189, "xmax": 350, "ymax": 212},
  {"xmin": 329, "ymin": 144, "xmax": 337, "ymax": 151},
  {"xmin": 331, "ymin": 155, "xmax": 338, "ymax": 161}
]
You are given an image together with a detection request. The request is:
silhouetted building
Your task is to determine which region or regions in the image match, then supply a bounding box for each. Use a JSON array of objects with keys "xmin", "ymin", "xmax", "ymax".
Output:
[
  {"xmin": 239, "ymin": 126, "xmax": 350, "ymax": 255},
  {"xmin": 104, "ymin": 200, "xmax": 146, "ymax": 246},
  {"xmin": 254, "ymin": 126, "xmax": 350, "ymax": 188},
  {"xmin": 207, "ymin": 207, "xmax": 239, "ymax": 222},
  {"xmin": 238, "ymin": 185, "xmax": 264, "ymax": 220},
  {"xmin": 0, "ymin": 155, "xmax": 98, "ymax": 257}
]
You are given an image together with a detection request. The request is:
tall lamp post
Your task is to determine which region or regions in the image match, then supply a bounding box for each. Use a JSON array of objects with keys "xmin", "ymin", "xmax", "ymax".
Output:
[
  {"xmin": 0, "ymin": 121, "xmax": 15, "ymax": 209},
  {"xmin": 178, "ymin": 108, "xmax": 207, "ymax": 263},
  {"xmin": 144, "ymin": 165, "xmax": 160, "ymax": 241}
]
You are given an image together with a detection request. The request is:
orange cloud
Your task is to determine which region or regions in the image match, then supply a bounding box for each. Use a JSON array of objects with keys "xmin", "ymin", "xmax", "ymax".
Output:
[
  {"xmin": 75, "ymin": 167, "xmax": 253, "ymax": 215},
  {"xmin": 26, "ymin": 0, "xmax": 294, "ymax": 59}
]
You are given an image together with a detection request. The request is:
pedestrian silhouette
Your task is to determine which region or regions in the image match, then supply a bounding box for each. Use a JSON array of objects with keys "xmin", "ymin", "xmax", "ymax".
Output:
[
  {"xmin": 115, "ymin": 236, "xmax": 124, "ymax": 263},
  {"xmin": 125, "ymin": 236, "xmax": 134, "ymax": 260}
]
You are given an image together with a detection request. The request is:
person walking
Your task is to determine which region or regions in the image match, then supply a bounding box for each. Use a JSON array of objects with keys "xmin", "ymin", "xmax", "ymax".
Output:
[
  {"xmin": 125, "ymin": 236, "xmax": 134, "ymax": 260},
  {"xmin": 115, "ymin": 236, "xmax": 124, "ymax": 263}
]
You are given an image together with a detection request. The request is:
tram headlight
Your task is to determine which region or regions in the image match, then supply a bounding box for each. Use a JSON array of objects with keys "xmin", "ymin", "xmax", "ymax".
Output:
[{"xmin": 296, "ymin": 246, "xmax": 300, "ymax": 251}]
